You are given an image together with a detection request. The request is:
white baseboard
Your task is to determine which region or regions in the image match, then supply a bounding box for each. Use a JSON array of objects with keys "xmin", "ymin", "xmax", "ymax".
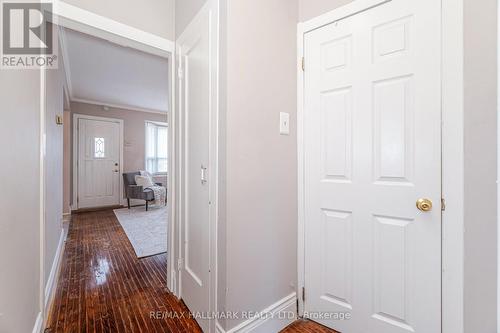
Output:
[
  {"xmin": 62, "ymin": 213, "xmax": 72, "ymax": 223},
  {"xmin": 32, "ymin": 312, "xmax": 43, "ymax": 333},
  {"xmin": 219, "ymin": 293, "xmax": 297, "ymax": 333},
  {"xmin": 44, "ymin": 229, "xmax": 66, "ymax": 311}
]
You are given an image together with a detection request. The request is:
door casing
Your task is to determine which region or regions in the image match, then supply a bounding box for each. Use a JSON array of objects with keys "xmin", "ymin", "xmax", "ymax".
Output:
[{"xmin": 297, "ymin": 0, "xmax": 466, "ymax": 332}]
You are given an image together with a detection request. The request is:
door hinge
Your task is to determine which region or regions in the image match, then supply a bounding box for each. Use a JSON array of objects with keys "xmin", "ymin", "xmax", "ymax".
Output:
[
  {"xmin": 301, "ymin": 57, "xmax": 305, "ymax": 71},
  {"xmin": 441, "ymin": 198, "xmax": 446, "ymax": 212},
  {"xmin": 178, "ymin": 68, "xmax": 184, "ymax": 80},
  {"xmin": 302, "ymin": 287, "xmax": 305, "ymax": 302},
  {"xmin": 177, "ymin": 258, "xmax": 184, "ymax": 271}
]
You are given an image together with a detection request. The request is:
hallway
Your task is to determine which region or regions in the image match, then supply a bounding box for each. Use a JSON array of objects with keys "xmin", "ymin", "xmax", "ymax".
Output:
[
  {"xmin": 46, "ymin": 210, "xmax": 202, "ymax": 333},
  {"xmin": 45, "ymin": 210, "xmax": 337, "ymax": 333}
]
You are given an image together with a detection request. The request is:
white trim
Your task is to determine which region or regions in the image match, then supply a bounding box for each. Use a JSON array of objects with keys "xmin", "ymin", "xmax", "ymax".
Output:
[
  {"xmin": 44, "ymin": 230, "xmax": 66, "ymax": 312},
  {"xmin": 52, "ymin": 0, "xmax": 174, "ymax": 56},
  {"xmin": 39, "ymin": 62, "xmax": 47, "ymax": 333},
  {"xmin": 216, "ymin": 322, "xmax": 226, "ymax": 333},
  {"xmin": 32, "ymin": 312, "xmax": 43, "ymax": 333},
  {"xmin": 71, "ymin": 97, "xmax": 168, "ymax": 115},
  {"xmin": 297, "ymin": 1, "xmax": 464, "ymax": 332},
  {"xmin": 168, "ymin": 21, "xmax": 177, "ymax": 296},
  {"xmin": 222, "ymin": 293, "xmax": 297, "ymax": 333},
  {"xmin": 296, "ymin": 21, "xmax": 305, "ymax": 317},
  {"xmin": 498, "ymin": 0, "xmax": 500, "ymax": 327},
  {"xmin": 62, "ymin": 213, "xmax": 72, "ymax": 223},
  {"xmin": 441, "ymin": 0, "xmax": 464, "ymax": 332},
  {"xmin": 72, "ymin": 113, "xmax": 125, "ymax": 209}
]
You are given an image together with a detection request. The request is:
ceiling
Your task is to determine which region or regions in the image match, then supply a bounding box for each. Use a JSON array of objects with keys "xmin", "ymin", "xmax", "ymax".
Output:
[{"xmin": 61, "ymin": 28, "xmax": 169, "ymax": 113}]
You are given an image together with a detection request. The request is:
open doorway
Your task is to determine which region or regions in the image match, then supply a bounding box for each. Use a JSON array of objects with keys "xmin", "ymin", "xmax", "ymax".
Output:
[
  {"xmin": 62, "ymin": 26, "xmax": 170, "ymax": 258},
  {"xmin": 39, "ymin": 5, "xmax": 189, "ymax": 331}
]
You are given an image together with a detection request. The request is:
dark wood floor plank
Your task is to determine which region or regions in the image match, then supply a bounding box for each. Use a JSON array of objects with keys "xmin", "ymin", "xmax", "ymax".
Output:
[
  {"xmin": 47, "ymin": 210, "xmax": 343, "ymax": 333},
  {"xmin": 281, "ymin": 319, "xmax": 339, "ymax": 333},
  {"xmin": 46, "ymin": 210, "xmax": 203, "ymax": 333}
]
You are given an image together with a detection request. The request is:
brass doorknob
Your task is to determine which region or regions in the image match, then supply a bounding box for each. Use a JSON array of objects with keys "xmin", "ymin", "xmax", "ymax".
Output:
[{"xmin": 416, "ymin": 198, "xmax": 433, "ymax": 212}]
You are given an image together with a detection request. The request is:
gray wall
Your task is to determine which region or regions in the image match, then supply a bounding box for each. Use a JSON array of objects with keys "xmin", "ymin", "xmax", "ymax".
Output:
[
  {"xmin": 45, "ymin": 47, "xmax": 66, "ymax": 288},
  {"xmin": 0, "ymin": 71, "xmax": 41, "ymax": 333},
  {"xmin": 298, "ymin": 0, "xmax": 353, "ymax": 21},
  {"xmin": 61, "ymin": 0, "xmax": 175, "ymax": 40},
  {"xmin": 222, "ymin": 0, "xmax": 298, "ymax": 329},
  {"xmin": 463, "ymin": 0, "xmax": 498, "ymax": 331},
  {"xmin": 175, "ymin": 0, "xmax": 207, "ymax": 38},
  {"xmin": 70, "ymin": 102, "xmax": 167, "ymax": 173}
]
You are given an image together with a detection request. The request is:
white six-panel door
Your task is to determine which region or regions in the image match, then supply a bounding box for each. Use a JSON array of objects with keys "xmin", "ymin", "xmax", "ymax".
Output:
[
  {"xmin": 304, "ymin": 0, "xmax": 441, "ymax": 332},
  {"xmin": 77, "ymin": 117, "xmax": 121, "ymax": 209}
]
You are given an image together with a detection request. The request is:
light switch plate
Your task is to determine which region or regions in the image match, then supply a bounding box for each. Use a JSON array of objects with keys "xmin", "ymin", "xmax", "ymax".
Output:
[{"xmin": 280, "ymin": 112, "xmax": 290, "ymax": 135}]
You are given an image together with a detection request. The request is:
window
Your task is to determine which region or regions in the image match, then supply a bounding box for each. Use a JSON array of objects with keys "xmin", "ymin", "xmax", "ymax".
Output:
[
  {"xmin": 94, "ymin": 137, "xmax": 105, "ymax": 158},
  {"xmin": 145, "ymin": 121, "xmax": 168, "ymax": 174}
]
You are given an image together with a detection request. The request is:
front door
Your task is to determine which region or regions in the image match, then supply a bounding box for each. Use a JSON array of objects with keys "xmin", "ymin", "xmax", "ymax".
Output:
[
  {"xmin": 77, "ymin": 117, "xmax": 121, "ymax": 209},
  {"xmin": 304, "ymin": 0, "xmax": 442, "ymax": 332}
]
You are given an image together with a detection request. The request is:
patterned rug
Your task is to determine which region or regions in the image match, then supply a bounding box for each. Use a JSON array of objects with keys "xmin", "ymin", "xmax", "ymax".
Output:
[{"xmin": 113, "ymin": 206, "xmax": 168, "ymax": 258}]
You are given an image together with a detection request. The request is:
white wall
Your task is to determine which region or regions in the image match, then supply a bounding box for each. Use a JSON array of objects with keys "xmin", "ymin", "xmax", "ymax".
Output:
[
  {"xmin": 61, "ymin": 0, "xmax": 175, "ymax": 40},
  {"xmin": 221, "ymin": 0, "xmax": 299, "ymax": 330},
  {"xmin": 463, "ymin": 0, "xmax": 498, "ymax": 331},
  {"xmin": 0, "ymin": 71, "xmax": 41, "ymax": 333}
]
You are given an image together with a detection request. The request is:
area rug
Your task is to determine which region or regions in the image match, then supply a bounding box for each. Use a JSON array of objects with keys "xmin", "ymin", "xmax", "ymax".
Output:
[{"xmin": 113, "ymin": 206, "xmax": 167, "ymax": 258}]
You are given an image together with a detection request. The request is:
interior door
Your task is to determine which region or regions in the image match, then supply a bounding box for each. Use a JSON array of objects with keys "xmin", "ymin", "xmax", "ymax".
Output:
[
  {"xmin": 304, "ymin": 1, "xmax": 441, "ymax": 332},
  {"xmin": 178, "ymin": 3, "xmax": 215, "ymax": 332},
  {"xmin": 77, "ymin": 117, "xmax": 121, "ymax": 209}
]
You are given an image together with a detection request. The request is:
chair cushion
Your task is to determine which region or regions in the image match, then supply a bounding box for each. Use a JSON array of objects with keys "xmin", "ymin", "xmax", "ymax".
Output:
[
  {"xmin": 135, "ymin": 175, "xmax": 154, "ymax": 188},
  {"xmin": 123, "ymin": 172, "xmax": 140, "ymax": 186}
]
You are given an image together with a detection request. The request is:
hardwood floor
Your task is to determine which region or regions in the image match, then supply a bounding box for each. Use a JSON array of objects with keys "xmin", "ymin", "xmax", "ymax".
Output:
[
  {"xmin": 45, "ymin": 210, "xmax": 202, "ymax": 333},
  {"xmin": 281, "ymin": 320, "xmax": 338, "ymax": 333},
  {"xmin": 46, "ymin": 209, "xmax": 337, "ymax": 333}
]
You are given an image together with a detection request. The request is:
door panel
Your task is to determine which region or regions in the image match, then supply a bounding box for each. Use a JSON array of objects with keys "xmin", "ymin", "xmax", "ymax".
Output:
[
  {"xmin": 178, "ymin": 3, "xmax": 215, "ymax": 332},
  {"xmin": 304, "ymin": 1, "xmax": 441, "ymax": 332},
  {"xmin": 78, "ymin": 118, "xmax": 121, "ymax": 209}
]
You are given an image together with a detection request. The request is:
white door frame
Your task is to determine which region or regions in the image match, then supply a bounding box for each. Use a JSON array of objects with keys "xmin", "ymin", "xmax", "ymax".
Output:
[
  {"xmin": 72, "ymin": 113, "xmax": 124, "ymax": 209},
  {"xmin": 39, "ymin": 2, "xmax": 177, "ymax": 330},
  {"xmin": 297, "ymin": 0, "xmax": 465, "ymax": 332},
  {"xmin": 175, "ymin": 0, "xmax": 220, "ymax": 332}
]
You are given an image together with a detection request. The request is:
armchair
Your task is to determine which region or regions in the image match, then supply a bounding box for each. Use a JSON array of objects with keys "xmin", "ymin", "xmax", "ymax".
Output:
[{"xmin": 123, "ymin": 172, "xmax": 163, "ymax": 211}]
